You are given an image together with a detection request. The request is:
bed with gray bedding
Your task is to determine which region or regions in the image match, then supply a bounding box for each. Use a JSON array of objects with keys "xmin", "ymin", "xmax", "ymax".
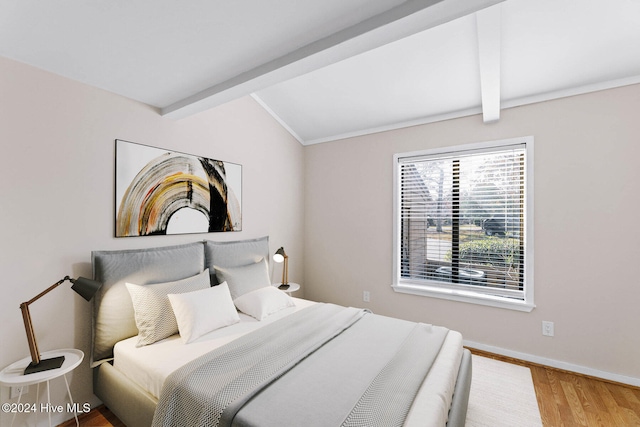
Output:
[{"xmin": 91, "ymin": 237, "xmax": 471, "ymax": 427}]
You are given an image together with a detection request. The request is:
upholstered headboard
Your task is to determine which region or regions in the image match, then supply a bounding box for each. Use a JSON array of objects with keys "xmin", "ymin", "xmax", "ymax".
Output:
[
  {"xmin": 204, "ymin": 237, "xmax": 270, "ymax": 284},
  {"xmin": 91, "ymin": 236, "xmax": 270, "ymax": 366}
]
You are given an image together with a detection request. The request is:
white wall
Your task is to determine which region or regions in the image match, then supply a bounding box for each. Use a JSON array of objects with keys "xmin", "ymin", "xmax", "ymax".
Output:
[
  {"xmin": 303, "ymin": 83, "xmax": 640, "ymax": 384},
  {"xmin": 0, "ymin": 56, "xmax": 304, "ymax": 426}
]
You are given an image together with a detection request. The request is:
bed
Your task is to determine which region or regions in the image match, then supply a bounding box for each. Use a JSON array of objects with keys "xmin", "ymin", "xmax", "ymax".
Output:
[{"xmin": 91, "ymin": 237, "xmax": 471, "ymax": 427}]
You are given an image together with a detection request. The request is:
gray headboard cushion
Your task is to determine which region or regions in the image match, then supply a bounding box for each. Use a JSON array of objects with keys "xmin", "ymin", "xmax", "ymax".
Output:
[
  {"xmin": 91, "ymin": 242, "xmax": 205, "ymax": 366},
  {"xmin": 204, "ymin": 236, "xmax": 270, "ymax": 284}
]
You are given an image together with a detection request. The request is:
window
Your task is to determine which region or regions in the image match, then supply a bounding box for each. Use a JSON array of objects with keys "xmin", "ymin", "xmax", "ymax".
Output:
[{"xmin": 392, "ymin": 137, "xmax": 534, "ymax": 311}]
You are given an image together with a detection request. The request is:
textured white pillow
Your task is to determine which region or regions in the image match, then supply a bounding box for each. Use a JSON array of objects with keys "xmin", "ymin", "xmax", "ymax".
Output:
[
  {"xmin": 214, "ymin": 258, "xmax": 271, "ymax": 300},
  {"xmin": 125, "ymin": 269, "xmax": 210, "ymax": 346},
  {"xmin": 233, "ymin": 286, "xmax": 295, "ymax": 320},
  {"xmin": 168, "ymin": 282, "xmax": 240, "ymax": 343}
]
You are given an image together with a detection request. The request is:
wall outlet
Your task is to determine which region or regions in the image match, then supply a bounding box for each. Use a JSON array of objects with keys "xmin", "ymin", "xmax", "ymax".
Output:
[
  {"xmin": 363, "ymin": 291, "xmax": 370, "ymax": 302},
  {"xmin": 10, "ymin": 385, "xmax": 28, "ymax": 399},
  {"xmin": 542, "ymin": 321, "xmax": 554, "ymax": 337}
]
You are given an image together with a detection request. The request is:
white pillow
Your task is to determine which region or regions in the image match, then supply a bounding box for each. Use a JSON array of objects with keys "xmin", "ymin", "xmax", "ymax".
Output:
[
  {"xmin": 168, "ymin": 282, "xmax": 240, "ymax": 343},
  {"xmin": 214, "ymin": 258, "xmax": 270, "ymax": 300},
  {"xmin": 125, "ymin": 269, "xmax": 210, "ymax": 347},
  {"xmin": 233, "ymin": 286, "xmax": 295, "ymax": 321}
]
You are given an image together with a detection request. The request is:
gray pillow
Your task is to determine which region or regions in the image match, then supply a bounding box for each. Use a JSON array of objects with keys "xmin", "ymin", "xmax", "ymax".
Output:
[{"xmin": 215, "ymin": 258, "xmax": 271, "ymax": 300}]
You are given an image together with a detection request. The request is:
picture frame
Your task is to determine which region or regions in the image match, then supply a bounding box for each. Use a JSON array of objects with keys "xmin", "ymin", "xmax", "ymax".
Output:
[{"xmin": 115, "ymin": 139, "xmax": 242, "ymax": 237}]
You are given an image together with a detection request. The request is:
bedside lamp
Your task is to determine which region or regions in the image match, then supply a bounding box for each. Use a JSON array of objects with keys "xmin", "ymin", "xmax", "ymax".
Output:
[
  {"xmin": 273, "ymin": 247, "xmax": 289, "ymax": 290},
  {"xmin": 20, "ymin": 275, "xmax": 102, "ymax": 375}
]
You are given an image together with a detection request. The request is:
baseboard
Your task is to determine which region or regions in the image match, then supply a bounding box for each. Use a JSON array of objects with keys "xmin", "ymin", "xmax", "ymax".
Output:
[{"xmin": 464, "ymin": 340, "xmax": 640, "ymax": 388}]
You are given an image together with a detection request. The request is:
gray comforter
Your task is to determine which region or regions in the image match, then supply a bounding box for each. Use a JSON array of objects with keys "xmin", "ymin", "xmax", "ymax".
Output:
[{"xmin": 152, "ymin": 303, "xmax": 449, "ymax": 427}]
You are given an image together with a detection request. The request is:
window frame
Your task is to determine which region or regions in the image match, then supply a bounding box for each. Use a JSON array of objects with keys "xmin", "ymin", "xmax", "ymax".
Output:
[{"xmin": 392, "ymin": 137, "xmax": 535, "ymax": 312}]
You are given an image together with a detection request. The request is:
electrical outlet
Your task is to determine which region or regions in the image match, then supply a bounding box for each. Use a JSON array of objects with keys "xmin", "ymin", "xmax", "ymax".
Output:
[
  {"xmin": 363, "ymin": 291, "xmax": 370, "ymax": 302},
  {"xmin": 542, "ymin": 321, "xmax": 554, "ymax": 337},
  {"xmin": 10, "ymin": 385, "xmax": 28, "ymax": 399}
]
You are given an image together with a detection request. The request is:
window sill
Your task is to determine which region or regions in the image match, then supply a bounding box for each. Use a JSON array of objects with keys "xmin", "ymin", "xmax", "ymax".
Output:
[{"xmin": 392, "ymin": 283, "xmax": 535, "ymax": 312}]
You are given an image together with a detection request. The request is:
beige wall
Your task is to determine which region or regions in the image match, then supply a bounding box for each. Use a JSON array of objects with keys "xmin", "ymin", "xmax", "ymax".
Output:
[
  {"xmin": 303, "ymin": 83, "xmax": 640, "ymax": 383},
  {"xmin": 0, "ymin": 56, "xmax": 304, "ymax": 425},
  {"xmin": 2, "ymin": 52, "xmax": 639, "ymax": 425}
]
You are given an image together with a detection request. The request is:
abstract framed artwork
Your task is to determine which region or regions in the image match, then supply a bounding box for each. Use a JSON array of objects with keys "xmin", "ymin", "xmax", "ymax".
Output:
[{"xmin": 115, "ymin": 139, "xmax": 242, "ymax": 237}]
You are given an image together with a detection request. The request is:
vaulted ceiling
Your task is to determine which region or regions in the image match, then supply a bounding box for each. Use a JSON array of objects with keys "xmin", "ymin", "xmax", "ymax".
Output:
[{"xmin": 2, "ymin": 0, "xmax": 639, "ymax": 144}]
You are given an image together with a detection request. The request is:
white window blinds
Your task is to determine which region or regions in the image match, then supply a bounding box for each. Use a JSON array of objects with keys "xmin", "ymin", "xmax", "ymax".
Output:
[{"xmin": 395, "ymin": 141, "xmax": 530, "ymax": 304}]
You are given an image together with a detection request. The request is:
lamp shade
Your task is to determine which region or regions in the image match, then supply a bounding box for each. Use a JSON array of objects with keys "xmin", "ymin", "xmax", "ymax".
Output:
[
  {"xmin": 71, "ymin": 276, "xmax": 102, "ymax": 301},
  {"xmin": 273, "ymin": 247, "xmax": 289, "ymax": 287},
  {"xmin": 274, "ymin": 247, "xmax": 286, "ymax": 263}
]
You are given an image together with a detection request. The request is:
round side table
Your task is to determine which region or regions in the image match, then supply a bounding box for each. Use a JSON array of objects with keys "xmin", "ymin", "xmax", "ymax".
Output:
[
  {"xmin": 273, "ymin": 282, "xmax": 300, "ymax": 294},
  {"xmin": 0, "ymin": 349, "xmax": 84, "ymax": 427}
]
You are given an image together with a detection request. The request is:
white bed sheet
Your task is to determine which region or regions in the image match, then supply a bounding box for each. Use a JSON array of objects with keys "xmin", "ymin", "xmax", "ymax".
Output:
[{"xmin": 114, "ymin": 297, "xmax": 316, "ymax": 399}]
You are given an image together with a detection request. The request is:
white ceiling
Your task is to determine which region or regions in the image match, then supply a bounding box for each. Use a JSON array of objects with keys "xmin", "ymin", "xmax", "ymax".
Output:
[{"xmin": 1, "ymin": 0, "xmax": 639, "ymax": 145}]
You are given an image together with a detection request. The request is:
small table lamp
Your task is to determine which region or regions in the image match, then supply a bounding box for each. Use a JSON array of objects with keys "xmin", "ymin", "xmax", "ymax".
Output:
[
  {"xmin": 273, "ymin": 247, "xmax": 289, "ymax": 291},
  {"xmin": 20, "ymin": 275, "xmax": 102, "ymax": 375}
]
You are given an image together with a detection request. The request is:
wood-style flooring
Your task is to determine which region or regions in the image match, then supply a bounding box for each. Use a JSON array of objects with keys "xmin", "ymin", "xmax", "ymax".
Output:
[
  {"xmin": 470, "ymin": 348, "xmax": 640, "ymax": 427},
  {"xmin": 58, "ymin": 349, "xmax": 640, "ymax": 427},
  {"xmin": 57, "ymin": 404, "xmax": 125, "ymax": 427}
]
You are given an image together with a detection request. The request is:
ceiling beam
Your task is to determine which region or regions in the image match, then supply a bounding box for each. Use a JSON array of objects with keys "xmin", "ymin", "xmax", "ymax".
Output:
[
  {"xmin": 476, "ymin": 4, "xmax": 502, "ymax": 123},
  {"xmin": 162, "ymin": 0, "xmax": 505, "ymax": 119}
]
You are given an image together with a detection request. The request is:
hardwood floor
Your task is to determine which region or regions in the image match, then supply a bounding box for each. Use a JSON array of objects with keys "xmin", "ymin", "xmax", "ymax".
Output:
[
  {"xmin": 58, "ymin": 350, "xmax": 640, "ymax": 427},
  {"xmin": 470, "ymin": 348, "xmax": 640, "ymax": 427},
  {"xmin": 530, "ymin": 364, "xmax": 638, "ymax": 426},
  {"xmin": 57, "ymin": 405, "xmax": 125, "ymax": 427}
]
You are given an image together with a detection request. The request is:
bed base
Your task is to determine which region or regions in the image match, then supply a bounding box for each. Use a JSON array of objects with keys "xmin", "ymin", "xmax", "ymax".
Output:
[
  {"xmin": 447, "ymin": 349, "xmax": 472, "ymax": 427},
  {"xmin": 94, "ymin": 362, "xmax": 157, "ymax": 427},
  {"xmin": 94, "ymin": 348, "xmax": 472, "ymax": 427}
]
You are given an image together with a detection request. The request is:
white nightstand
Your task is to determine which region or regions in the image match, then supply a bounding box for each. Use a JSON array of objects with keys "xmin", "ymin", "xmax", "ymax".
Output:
[
  {"xmin": 273, "ymin": 282, "xmax": 300, "ymax": 294},
  {"xmin": 0, "ymin": 349, "xmax": 84, "ymax": 427}
]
